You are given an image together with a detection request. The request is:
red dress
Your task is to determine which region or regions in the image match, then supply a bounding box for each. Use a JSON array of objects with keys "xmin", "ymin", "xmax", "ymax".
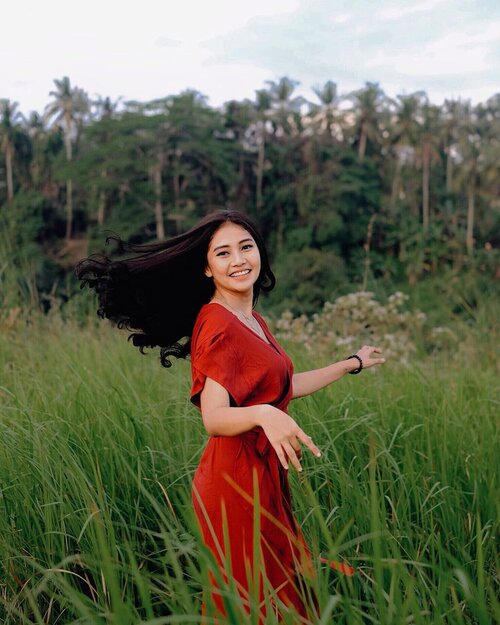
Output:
[{"xmin": 190, "ymin": 302, "xmax": 316, "ymax": 621}]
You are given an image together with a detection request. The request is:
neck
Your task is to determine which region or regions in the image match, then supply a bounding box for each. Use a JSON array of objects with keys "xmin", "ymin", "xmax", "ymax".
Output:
[{"xmin": 212, "ymin": 288, "xmax": 254, "ymax": 316}]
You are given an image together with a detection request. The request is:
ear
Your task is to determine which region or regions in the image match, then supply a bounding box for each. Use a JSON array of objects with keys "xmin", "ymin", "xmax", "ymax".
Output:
[{"xmin": 204, "ymin": 266, "xmax": 213, "ymax": 278}]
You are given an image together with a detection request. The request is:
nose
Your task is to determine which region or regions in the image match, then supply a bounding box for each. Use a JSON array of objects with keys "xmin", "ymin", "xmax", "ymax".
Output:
[{"xmin": 231, "ymin": 249, "xmax": 245, "ymax": 266}]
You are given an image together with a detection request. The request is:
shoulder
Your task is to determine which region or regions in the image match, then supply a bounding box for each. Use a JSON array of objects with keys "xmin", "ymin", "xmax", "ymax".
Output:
[
  {"xmin": 192, "ymin": 303, "xmax": 237, "ymax": 352},
  {"xmin": 193, "ymin": 302, "xmax": 234, "ymax": 334}
]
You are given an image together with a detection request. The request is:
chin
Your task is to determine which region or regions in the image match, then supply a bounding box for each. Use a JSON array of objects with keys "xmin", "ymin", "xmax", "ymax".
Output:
[
  {"xmin": 231, "ymin": 283, "xmax": 255, "ymax": 293},
  {"xmin": 226, "ymin": 279, "xmax": 256, "ymax": 293}
]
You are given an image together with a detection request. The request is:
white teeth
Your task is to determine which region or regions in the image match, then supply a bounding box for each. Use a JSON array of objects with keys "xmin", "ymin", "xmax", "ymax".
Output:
[{"xmin": 231, "ymin": 269, "xmax": 250, "ymax": 277}]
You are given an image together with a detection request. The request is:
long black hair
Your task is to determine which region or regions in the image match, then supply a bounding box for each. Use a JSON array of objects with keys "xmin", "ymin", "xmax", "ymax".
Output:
[{"xmin": 75, "ymin": 210, "xmax": 275, "ymax": 367}]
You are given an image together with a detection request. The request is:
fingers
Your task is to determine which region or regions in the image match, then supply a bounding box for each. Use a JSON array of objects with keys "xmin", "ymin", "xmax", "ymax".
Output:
[
  {"xmin": 358, "ymin": 344, "xmax": 381, "ymax": 355},
  {"xmin": 370, "ymin": 348, "xmax": 386, "ymax": 364},
  {"xmin": 357, "ymin": 345, "xmax": 386, "ymax": 367},
  {"xmin": 290, "ymin": 438, "xmax": 303, "ymax": 460},
  {"xmin": 263, "ymin": 410, "xmax": 321, "ymax": 471},
  {"xmin": 296, "ymin": 430, "xmax": 322, "ymax": 458},
  {"xmin": 282, "ymin": 442, "xmax": 302, "ymax": 472},
  {"xmin": 273, "ymin": 438, "xmax": 304, "ymax": 471},
  {"xmin": 274, "ymin": 445, "xmax": 289, "ymax": 471},
  {"xmin": 273, "ymin": 434, "xmax": 321, "ymax": 472}
]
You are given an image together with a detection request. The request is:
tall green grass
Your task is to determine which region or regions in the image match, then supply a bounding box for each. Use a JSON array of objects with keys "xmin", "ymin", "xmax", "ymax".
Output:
[{"xmin": 0, "ymin": 301, "xmax": 498, "ymax": 624}]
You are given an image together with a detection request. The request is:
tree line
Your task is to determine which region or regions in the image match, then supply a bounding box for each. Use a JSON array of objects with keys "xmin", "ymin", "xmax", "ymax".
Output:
[{"xmin": 1, "ymin": 76, "xmax": 498, "ymax": 313}]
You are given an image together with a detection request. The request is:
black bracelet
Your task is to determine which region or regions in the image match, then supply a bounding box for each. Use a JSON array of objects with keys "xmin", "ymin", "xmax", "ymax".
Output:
[{"xmin": 346, "ymin": 354, "xmax": 363, "ymax": 374}]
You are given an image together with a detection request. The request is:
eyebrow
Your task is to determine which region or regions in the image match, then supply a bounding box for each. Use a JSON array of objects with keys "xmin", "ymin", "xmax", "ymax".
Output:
[{"xmin": 213, "ymin": 238, "xmax": 254, "ymax": 252}]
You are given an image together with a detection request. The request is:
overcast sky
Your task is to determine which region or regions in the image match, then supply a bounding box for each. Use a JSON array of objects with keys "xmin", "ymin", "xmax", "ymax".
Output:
[{"xmin": 2, "ymin": 0, "xmax": 499, "ymax": 116}]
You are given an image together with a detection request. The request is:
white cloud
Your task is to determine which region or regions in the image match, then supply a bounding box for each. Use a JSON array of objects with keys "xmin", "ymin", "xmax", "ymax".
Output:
[
  {"xmin": 379, "ymin": 0, "xmax": 450, "ymax": 21},
  {"xmin": 1, "ymin": 0, "xmax": 302, "ymax": 114},
  {"xmin": 2, "ymin": 0, "xmax": 499, "ymax": 114},
  {"xmin": 365, "ymin": 25, "xmax": 499, "ymax": 76},
  {"xmin": 331, "ymin": 12, "xmax": 353, "ymax": 25},
  {"xmin": 154, "ymin": 37, "xmax": 182, "ymax": 48}
]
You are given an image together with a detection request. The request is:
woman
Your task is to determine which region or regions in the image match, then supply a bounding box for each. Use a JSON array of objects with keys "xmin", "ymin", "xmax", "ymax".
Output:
[{"xmin": 76, "ymin": 209, "xmax": 385, "ymax": 622}]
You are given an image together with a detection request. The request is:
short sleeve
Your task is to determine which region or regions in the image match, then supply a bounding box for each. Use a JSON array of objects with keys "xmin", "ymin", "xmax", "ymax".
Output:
[{"xmin": 190, "ymin": 330, "xmax": 247, "ymax": 409}]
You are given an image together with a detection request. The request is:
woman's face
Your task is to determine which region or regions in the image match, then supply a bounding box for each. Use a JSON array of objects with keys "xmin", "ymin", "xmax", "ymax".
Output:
[{"xmin": 205, "ymin": 222, "xmax": 261, "ymax": 297}]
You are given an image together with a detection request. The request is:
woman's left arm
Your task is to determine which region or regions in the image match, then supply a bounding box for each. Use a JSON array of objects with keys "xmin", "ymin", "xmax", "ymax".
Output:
[{"xmin": 291, "ymin": 345, "xmax": 385, "ymax": 399}]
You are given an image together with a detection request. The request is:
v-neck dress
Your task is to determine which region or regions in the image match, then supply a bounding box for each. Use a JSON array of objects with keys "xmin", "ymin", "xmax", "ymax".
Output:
[{"xmin": 190, "ymin": 303, "xmax": 314, "ymax": 620}]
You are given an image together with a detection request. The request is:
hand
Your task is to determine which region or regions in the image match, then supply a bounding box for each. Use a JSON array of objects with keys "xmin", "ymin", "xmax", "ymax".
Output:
[
  {"xmin": 257, "ymin": 405, "xmax": 321, "ymax": 472},
  {"xmin": 355, "ymin": 345, "xmax": 386, "ymax": 370}
]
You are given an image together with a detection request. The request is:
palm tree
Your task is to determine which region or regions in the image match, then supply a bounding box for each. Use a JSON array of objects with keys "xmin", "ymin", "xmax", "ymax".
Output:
[
  {"xmin": 301, "ymin": 81, "xmax": 341, "ymax": 175},
  {"xmin": 389, "ymin": 92, "xmax": 423, "ymax": 211},
  {"xmin": 419, "ymin": 102, "xmax": 441, "ymax": 231},
  {"xmin": 455, "ymin": 104, "xmax": 483, "ymax": 256},
  {"xmin": 265, "ymin": 76, "xmax": 305, "ymax": 136},
  {"xmin": 128, "ymin": 97, "xmax": 169, "ymax": 240},
  {"xmin": 24, "ymin": 111, "xmax": 44, "ymax": 189},
  {"xmin": 258, "ymin": 77, "xmax": 304, "ymax": 251},
  {"xmin": 310, "ymin": 80, "xmax": 341, "ymax": 140},
  {"xmin": 90, "ymin": 95, "xmax": 121, "ymax": 226},
  {"xmin": 0, "ymin": 99, "xmax": 23, "ymax": 201},
  {"xmin": 479, "ymin": 95, "xmax": 500, "ymax": 238},
  {"xmin": 348, "ymin": 82, "xmax": 386, "ymax": 160},
  {"xmin": 223, "ymin": 99, "xmax": 254, "ymax": 209},
  {"xmin": 266, "ymin": 76, "xmax": 300, "ymax": 104},
  {"xmin": 91, "ymin": 95, "xmax": 121, "ymax": 122},
  {"xmin": 442, "ymin": 98, "xmax": 465, "ymax": 196},
  {"xmin": 44, "ymin": 76, "xmax": 89, "ymax": 239},
  {"xmin": 253, "ymin": 88, "xmax": 272, "ymax": 212}
]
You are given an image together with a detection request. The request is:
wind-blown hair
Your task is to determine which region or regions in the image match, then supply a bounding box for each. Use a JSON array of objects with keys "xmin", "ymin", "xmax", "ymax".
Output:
[{"xmin": 75, "ymin": 210, "xmax": 275, "ymax": 367}]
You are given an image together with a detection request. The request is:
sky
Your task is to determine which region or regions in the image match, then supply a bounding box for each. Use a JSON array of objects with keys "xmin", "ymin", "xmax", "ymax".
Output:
[{"xmin": 2, "ymin": 0, "xmax": 500, "ymax": 116}]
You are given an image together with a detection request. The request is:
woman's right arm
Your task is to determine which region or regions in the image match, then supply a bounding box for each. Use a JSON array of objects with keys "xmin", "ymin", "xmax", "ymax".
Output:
[{"xmin": 200, "ymin": 376, "xmax": 321, "ymax": 471}]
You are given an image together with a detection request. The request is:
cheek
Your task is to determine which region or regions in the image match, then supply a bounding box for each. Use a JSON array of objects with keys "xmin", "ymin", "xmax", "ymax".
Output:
[
  {"xmin": 205, "ymin": 258, "xmax": 216, "ymax": 278},
  {"xmin": 252, "ymin": 250, "xmax": 262, "ymax": 270},
  {"xmin": 206, "ymin": 257, "xmax": 224, "ymax": 278}
]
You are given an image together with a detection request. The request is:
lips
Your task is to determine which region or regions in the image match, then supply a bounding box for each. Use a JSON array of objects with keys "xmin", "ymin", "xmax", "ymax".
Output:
[{"xmin": 230, "ymin": 269, "xmax": 251, "ymax": 277}]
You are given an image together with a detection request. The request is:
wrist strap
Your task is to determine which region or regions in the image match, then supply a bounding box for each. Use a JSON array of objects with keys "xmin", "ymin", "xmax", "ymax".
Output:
[{"xmin": 346, "ymin": 354, "xmax": 363, "ymax": 375}]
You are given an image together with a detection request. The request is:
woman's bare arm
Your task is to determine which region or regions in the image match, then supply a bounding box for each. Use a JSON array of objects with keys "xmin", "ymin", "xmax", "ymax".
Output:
[
  {"xmin": 200, "ymin": 376, "xmax": 267, "ymax": 436},
  {"xmin": 291, "ymin": 345, "xmax": 386, "ymax": 399},
  {"xmin": 200, "ymin": 377, "xmax": 321, "ymax": 470}
]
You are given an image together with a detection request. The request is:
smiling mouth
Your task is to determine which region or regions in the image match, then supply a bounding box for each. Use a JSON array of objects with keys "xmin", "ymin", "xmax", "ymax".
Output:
[{"xmin": 230, "ymin": 269, "xmax": 251, "ymax": 277}]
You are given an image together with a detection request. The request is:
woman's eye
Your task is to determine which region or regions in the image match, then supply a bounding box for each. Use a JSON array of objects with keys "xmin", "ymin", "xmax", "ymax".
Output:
[
  {"xmin": 242, "ymin": 244, "xmax": 254, "ymax": 250},
  {"xmin": 216, "ymin": 251, "xmax": 229, "ymax": 257}
]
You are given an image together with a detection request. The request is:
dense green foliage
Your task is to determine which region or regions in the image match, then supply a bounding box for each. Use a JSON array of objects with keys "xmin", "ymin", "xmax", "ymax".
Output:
[
  {"xmin": 0, "ymin": 295, "xmax": 498, "ymax": 624},
  {"xmin": 1, "ymin": 77, "xmax": 499, "ymax": 315}
]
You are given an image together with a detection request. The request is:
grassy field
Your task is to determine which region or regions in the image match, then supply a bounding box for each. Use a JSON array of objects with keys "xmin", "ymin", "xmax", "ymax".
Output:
[{"xmin": 0, "ymin": 299, "xmax": 498, "ymax": 624}]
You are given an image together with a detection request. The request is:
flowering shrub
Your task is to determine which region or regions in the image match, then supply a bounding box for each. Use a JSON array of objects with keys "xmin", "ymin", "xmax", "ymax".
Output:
[{"xmin": 274, "ymin": 291, "xmax": 453, "ymax": 366}]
